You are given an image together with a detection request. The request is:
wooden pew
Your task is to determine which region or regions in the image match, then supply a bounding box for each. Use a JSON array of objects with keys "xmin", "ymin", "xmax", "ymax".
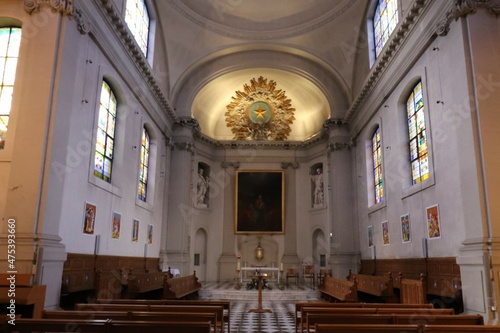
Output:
[
  {"xmin": 318, "ymin": 276, "xmax": 358, "ymax": 302},
  {"xmin": 43, "ymin": 310, "xmax": 130, "ymax": 320},
  {"xmin": 362, "ymin": 303, "xmax": 433, "ymax": 308},
  {"xmin": 300, "ymin": 307, "xmax": 377, "ymax": 333},
  {"xmin": 376, "ymin": 308, "xmax": 454, "ymax": 315},
  {"xmin": 163, "ymin": 271, "xmax": 202, "ymax": 299},
  {"xmin": 107, "ymin": 320, "xmax": 211, "ymax": 333},
  {"xmin": 315, "ymin": 324, "xmax": 421, "ymax": 333},
  {"xmin": 95, "ymin": 298, "xmax": 231, "ymax": 333},
  {"xmin": 0, "ymin": 274, "xmax": 46, "ymax": 319},
  {"xmin": 347, "ymin": 270, "xmax": 397, "ymax": 303},
  {"xmin": 74, "ymin": 303, "xmax": 149, "ymax": 312},
  {"xmin": 294, "ymin": 302, "xmax": 363, "ymax": 333},
  {"xmin": 400, "ymin": 273, "xmax": 427, "ymax": 304},
  {"xmin": 394, "ymin": 314, "xmax": 484, "ymax": 325},
  {"xmin": 306, "ymin": 313, "xmax": 394, "ymax": 333},
  {"xmin": 4, "ymin": 318, "xmax": 108, "ymax": 333},
  {"xmin": 423, "ymin": 325, "xmax": 500, "ymax": 333},
  {"xmin": 149, "ymin": 304, "xmax": 224, "ymax": 333}
]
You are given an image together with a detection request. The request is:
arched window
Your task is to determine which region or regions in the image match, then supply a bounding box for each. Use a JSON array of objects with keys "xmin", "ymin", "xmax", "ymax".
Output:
[
  {"xmin": 0, "ymin": 27, "xmax": 22, "ymax": 149},
  {"xmin": 94, "ymin": 80, "xmax": 117, "ymax": 182},
  {"xmin": 372, "ymin": 126, "xmax": 384, "ymax": 204},
  {"xmin": 125, "ymin": 0, "xmax": 150, "ymax": 56},
  {"xmin": 138, "ymin": 127, "xmax": 150, "ymax": 201},
  {"xmin": 407, "ymin": 81, "xmax": 429, "ymax": 185},
  {"xmin": 373, "ymin": 0, "xmax": 398, "ymax": 58}
]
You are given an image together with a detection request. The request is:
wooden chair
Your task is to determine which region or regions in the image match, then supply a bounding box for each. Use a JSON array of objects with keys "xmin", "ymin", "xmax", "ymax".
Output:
[
  {"xmin": 286, "ymin": 268, "xmax": 299, "ymax": 286},
  {"xmin": 303, "ymin": 265, "xmax": 315, "ymax": 288},
  {"xmin": 317, "ymin": 268, "xmax": 332, "ymax": 287}
]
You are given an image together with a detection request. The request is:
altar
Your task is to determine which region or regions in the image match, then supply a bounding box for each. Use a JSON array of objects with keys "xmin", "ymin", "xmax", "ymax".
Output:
[{"xmin": 240, "ymin": 267, "xmax": 280, "ymax": 284}]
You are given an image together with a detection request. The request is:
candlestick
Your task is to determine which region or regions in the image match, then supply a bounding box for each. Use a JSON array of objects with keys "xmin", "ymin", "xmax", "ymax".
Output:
[
  {"xmin": 280, "ymin": 262, "xmax": 284, "ymax": 271},
  {"xmin": 237, "ymin": 261, "xmax": 241, "ymax": 271}
]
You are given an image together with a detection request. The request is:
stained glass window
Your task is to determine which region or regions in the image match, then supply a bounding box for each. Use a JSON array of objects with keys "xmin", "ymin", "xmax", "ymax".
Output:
[
  {"xmin": 407, "ymin": 81, "xmax": 429, "ymax": 185},
  {"xmin": 0, "ymin": 27, "xmax": 22, "ymax": 149},
  {"xmin": 138, "ymin": 127, "xmax": 150, "ymax": 201},
  {"xmin": 373, "ymin": 0, "xmax": 398, "ymax": 58},
  {"xmin": 94, "ymin": 81, "xmax": 117, "ymax": 182},
  {"xmin": 372, "ymin": 126, "xmax": 384, "ymax": 204},
  {"xmin": 125, "ymin": 0, "xmax": 149, "ymax": 56}
]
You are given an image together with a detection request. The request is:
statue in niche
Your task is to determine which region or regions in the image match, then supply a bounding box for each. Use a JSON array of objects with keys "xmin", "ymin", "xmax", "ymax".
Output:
[
  {"xmin": 311, "ymin": 166, "xmax": 324, "ymax": 208},
  {"xmin": 196, "ymin": 167, "xmax": 210, "ymax": 207}
]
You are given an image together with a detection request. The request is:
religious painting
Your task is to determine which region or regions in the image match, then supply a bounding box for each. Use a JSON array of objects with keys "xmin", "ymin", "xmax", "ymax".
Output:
[
  {"xmin": 147, "ymin": 224, "xmax": 153, "ymax": 244},
  {"xmin": 111, "ymin": 212, "xmax": 121, "ymax": 239},
  {"xmin": 235, "ymin": 170, "xmax": 284, "ymax": 234},
  {"xmin": 382, "ymin": 220, "xmax": 390, "ymax": 245},
  {"xmin": 83, "ymin": 202, "xmax": 96, "ymax": 235},
  {"xmin": 132, "ymin": 219, "xmax": 139, "ymax": 242},
  {"xmin": 367, "ymin": 225, "xmax": 373, "ymax": 247},
  {"xmin": 426, "ymin": 204, "xmax": 441, "ymax": 239},
  {"xmin": 401, "ymin": 214, "xmax": 411, "ymax": 243}
]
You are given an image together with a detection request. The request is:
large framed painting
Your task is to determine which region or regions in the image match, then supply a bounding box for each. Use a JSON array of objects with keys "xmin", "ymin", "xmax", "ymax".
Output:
[
  {"xmin": 426, "ymin": 204, "xmax": 441, "ymax": 239},
  {"xmin": 235, "ymin": 170, "xmax": 284, "ymax": 234}
]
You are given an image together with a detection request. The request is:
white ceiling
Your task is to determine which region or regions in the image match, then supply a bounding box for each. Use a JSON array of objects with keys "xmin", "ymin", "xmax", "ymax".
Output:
[{"xmin": 157, "ymin": 0, "xmax": 370, "ymax": 141}]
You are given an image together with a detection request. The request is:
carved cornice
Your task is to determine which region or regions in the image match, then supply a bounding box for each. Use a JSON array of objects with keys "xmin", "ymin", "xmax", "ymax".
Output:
[
  {"xmin": 281, "ymin": 162, "xmax": 299, "ymax": 170},
  {"xmin": 92, "ymin": 0, "xmax": 177, "ymax": 122},
  {"xmin": 173, "ymin": 142, "xmax": 196, "ymax": 155},
  {"xmin": 437, "ymin": 0, "xmax": 500, "ymax": 36},
  {"xmin": 176, "ymin": 117, "xmax": 200, "ymax": 132},
  {"xmin": 221, "ymin": 161, "xmax": 240, "ymax": 169},
  {"xmin": 74, "ymin": 9, "xmax": 90, "ymax": 34},
  {"xmin": 344, "ymin": 0, "xmax": 429, "ymax": 122},
  {"xmin": 24, "ymin": 0, "xmax": 73, "ymax": 16},
  {"xmin": 327, "ymin": 140, "xmax": 355, "ymax": 153}
]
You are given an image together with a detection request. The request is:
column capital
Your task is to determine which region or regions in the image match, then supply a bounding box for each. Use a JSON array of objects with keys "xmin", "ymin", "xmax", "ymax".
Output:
[
  {"xmin": 437, "ymin": 0, "xmax": 500, "ymax": 36},
  {"xmin": 24, "ymin": 0, "xmax": 73, "ymax": 16}
]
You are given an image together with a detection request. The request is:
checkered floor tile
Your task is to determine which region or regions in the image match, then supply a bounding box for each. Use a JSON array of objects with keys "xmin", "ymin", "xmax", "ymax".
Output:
[{"xmin": 230, "ymin": 300, "xmax": 296, "ymax": 333}]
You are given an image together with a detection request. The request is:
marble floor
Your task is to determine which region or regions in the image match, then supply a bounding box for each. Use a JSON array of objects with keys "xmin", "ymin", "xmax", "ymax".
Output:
[{"xmin": 199, "ymin": 280, "xmax": 320, "ymax": 333}]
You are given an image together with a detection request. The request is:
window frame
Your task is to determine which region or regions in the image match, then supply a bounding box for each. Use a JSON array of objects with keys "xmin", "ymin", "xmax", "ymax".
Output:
[
  {"xmin": 137, "ymin": 125, "xmax": 150, "ymax": 202},
  {"xmin": 365, "ymin": 122, "xmax": 387, "ymax": 212},
  {"xmin": 0, "ymin": 26, "xmax": 22, "ymax": 150},
  {"xmin": 367, "ymin": 0, "xmax": 400, "ymax": 67},
  {"xmin": 135, "ymin": 121, "xmax": 157, "ymax": 211},
  {"xmin": 124, "ymin": 0, "xmax": 156, "ymax": 65},
  {"xmin": 372, "ymin": 126, "xmax": 384, "ymax": 204}
]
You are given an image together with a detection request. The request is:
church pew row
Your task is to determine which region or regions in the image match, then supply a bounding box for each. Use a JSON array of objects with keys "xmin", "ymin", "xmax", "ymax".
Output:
[
  {"xmin": 43, "ymin": 310, "xmax": 218, "ymax": 332},
  {"xmin": 163, "ymin": 272, "xmax": 202, "ymax": 299},
  {"xmin": 74, "ymin": 303, "xmax": 224, "ymax": 333},
  {"xmin": 95, "ymin": 298, "xmax": 231, "ymax": 332},
  {"xmin": 318, "ymin": 276, "xmax": 358, "ymax": 302},
  {"xmin": 294, "ymin": 302, "xmax": 434, "ymax": 333},
  {"xmin": 305, "ymin": 314, "xmax": 484, "ymax": 333},
  {"xmin": 347, "ymin": 270, "xmax": 398, "ymax": 303},
  {"xmin": 298, "ymin": 307, "xmax": 454, "ymax": 333},
  {"xmin": 3, "ymin": 318, "xmax": 212, "ymax": 333},
  {"xmin": 314, "ymin": 324, "xmax": 500, "ymax": 333}
]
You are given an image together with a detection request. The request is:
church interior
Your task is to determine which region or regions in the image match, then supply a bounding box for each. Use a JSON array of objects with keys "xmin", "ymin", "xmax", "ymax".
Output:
[{"xmin": 2, "ymin": 0, "xmax": 500, "ymax": 330}]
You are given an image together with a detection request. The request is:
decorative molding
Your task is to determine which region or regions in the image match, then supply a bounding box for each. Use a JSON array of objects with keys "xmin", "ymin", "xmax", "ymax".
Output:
[
  {"xmin": 225, "ymin": 76, "xmax": 295, "ymax": 141},
  {"xmin": 344, "ymin": 0, "xmax": 429, "ymax": 123},
  {"xmin": 281, "ymin": 162, "xmax": 299, "ymax": 170},
  {"xmin": 74, "ymin": 9, "xmax": 91, "ymax": 34},
  {"xmin": 24, "ymin": 0, "xmax": 74, "ymax": 16},
  {"xmin": 176, "ymin": 117, "xmax": 200, "ymax": 132},
  {"xmin": 173, "ymin": 142, "xmax": 195, "ymax": 155},
  {"xmin": 437, "ymin": 0, "xmax": 500, "ymax": 37},
  {"xmin": 92, "ymin": 0, "xmax": 177, "ymax": 123},
  {"xmin": 327, "ymin": 140, "xmax": 355, "ymax": 153},
  {"xmin": 221, "ymin": 161, "xmax": 240, "ymax": 169}
]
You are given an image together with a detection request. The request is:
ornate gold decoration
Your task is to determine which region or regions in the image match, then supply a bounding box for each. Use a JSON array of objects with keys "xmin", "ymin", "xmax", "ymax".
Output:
[{"xmin": 225, "ymin": 76, "xmax": 295, "ymax": 141}]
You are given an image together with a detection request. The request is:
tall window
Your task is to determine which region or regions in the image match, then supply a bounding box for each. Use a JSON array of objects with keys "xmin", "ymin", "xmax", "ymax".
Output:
[
  {"xmin": 0, "ymin": 27, "xmax": 22, "ymax": 149},
  {"xmin": 125, "ymin": 0, "xmax": 150, "ymax": 56},
  {"xmin": 94, "ymin": 81, "xmax": 117, "ymax": 182},
  {"xmin": 372, "ymin": 126, "xmax": 384, "ymax": 204},
  {"xmin": 407, "ymin": 81, "xmax": 429, "ymax": 185},
  {"xmin": 373, "ymin": 0, "xmax": 398, "ymax": 58},
  {"xmin": 138, "ymin": 127, "xmax": 150, "ymax": 201}
]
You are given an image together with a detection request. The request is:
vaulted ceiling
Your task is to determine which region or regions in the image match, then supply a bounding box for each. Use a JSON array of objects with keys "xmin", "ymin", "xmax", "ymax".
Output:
[{"xmin": 155, "ymin": 0, "xmax": 370, "ymax": 141}]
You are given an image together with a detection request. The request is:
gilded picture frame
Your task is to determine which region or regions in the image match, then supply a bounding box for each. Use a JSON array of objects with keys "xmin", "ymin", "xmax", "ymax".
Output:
[{"xmin": 235, "ymin": 170, "xmax": 285, "ymax": 234}]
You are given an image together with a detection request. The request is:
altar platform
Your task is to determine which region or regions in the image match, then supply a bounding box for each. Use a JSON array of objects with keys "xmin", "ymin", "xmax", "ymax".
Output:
[{"xmin": 199, "ymin": 280, "xmax": 321, "ymax": 301}]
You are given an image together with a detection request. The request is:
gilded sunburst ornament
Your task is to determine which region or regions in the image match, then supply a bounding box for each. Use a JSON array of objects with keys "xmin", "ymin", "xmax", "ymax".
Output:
[{"xmin": 225, "ymin": 76, "xmax": 296, "ymax": 141}]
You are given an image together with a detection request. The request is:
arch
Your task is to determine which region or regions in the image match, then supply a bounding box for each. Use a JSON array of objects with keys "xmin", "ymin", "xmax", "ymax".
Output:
[
  {"xmin": 194, "ymin": 227, "xmax": 208, "ymax": 282},
  {"xmin": 312, "ymin": 228, "xmax": 327, "ymax": 267}
]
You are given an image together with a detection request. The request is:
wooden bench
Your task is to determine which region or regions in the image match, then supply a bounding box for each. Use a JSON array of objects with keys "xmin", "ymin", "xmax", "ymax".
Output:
[
  {"xmin": 423, "ymin": 325, "xmax": 500, "ymax": 332},
  {"xmin": 294, "ymin": 302, "xmax": 363, "ymax": 333},
  {"xmin": 0, "ymin": 274, "xmax": 46, "ymax": 319},
  {"xmin": 300, "ymin": 307, "xmax": 377, "ymax": 333},
  {"xmin": 126, "ymin": 271, "xmax": 166, "ymax": 298},
  {"xmin": 306, "ymin": 313, "xmax": 394, "ymax": 332},
  {"xmin": 318, "ymin": 276, "xmax": 358, "ymax": 302},
  {"xmin": 163, "ymin": 271, "xmax": 202, "ymax": 299},
  {"xmin": 400, "ymin": 273, "xmax": 427, "ymax": 304},
  {"xmin": 394, "ymin": 314, "xmax": 484, "ymax": 325},
  {"xmin": 4, "ymin": 318, "xmax": 108, "ymax": 333},
  {"xmin": 315, "ymin": 324, "xmax": 421, "ymax": 333},
  {"xmin": 376, "ymin": 308, "xmax": 454, "ymax": 315},
  {"xmin": 107, "ymin": 320, "xmax": 211, "ymax": 333},
  {"xmin": 348, "ymin": 270, "xmax": 397, "ymax": 303}
]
